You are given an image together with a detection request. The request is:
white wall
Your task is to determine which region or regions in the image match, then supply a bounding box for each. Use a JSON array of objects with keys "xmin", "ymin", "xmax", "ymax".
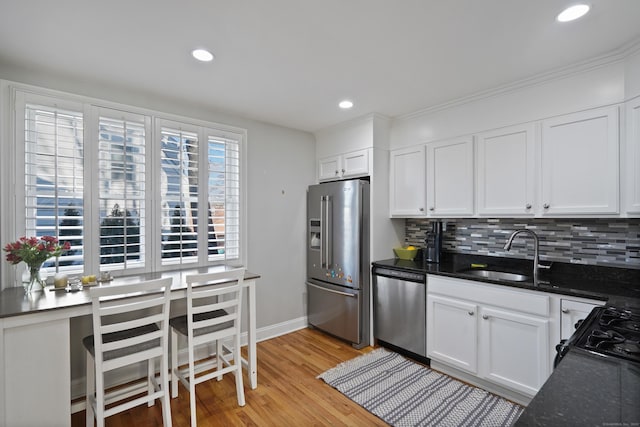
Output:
[
  {"xmin": 0, "ymin": 63, "xmax": 316, "ymax": 332},
  {"xmin": 315, "ymin": 114, "xmax": 376, "ymax": 158}
]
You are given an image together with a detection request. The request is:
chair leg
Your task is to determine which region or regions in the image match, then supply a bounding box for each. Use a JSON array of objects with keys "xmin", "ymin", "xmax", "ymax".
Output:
[
  {"xmin": 147, "ymin": 358, "xmax": 154, "ymax": 407},
  {"xmin": 188, "ymin": 343, "xmax": 197, "ymax": 427},
  {"xmin": 95, "ymin": 370, "xmax": 105, "ymax": 427},
  {"xmin": 234, "ymin": 336, "xmax": 246, "ymax": 407},
  {"xmin": 160, "ymin": 350, "xmax": 173, "ymax": 427},
  {"xmin": 86, "ymin": 351, "xmax": 95, "ymax": 427},
  {"xmin": 171, "ymin": 328, "xmax": 178, "ymax": 398},
  {"xmin": 216, "ymin": 340, "xmax": 223, "ymax": 381}
]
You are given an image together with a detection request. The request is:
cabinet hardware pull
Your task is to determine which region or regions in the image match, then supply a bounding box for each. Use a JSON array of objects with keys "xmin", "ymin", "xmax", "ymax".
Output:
[
  {"xmin": 429, "ymin": 207, "xmax": 435, "ymax": 211},
  {"xmin": 561, "ymin": 308, "xmax": 569, "ymax": 314},
  {"xmin": 341, "ymin": 168, "xmax": 345, "ymax": 173},
  {"xmin": 526, "ymin": 204, "xmax": 532, "ymax": 209},
  {"xmin": 543, "ymin": 203, "xmax": 550, "ymax": 209},
  {"xmin": 482, "ymin": 314, "xmax": 489, "ymax": 320},
  {"xmin": 468, "ymin": 311, "xmax": 474, "ymax": 316},
  {"xmin": 335, "ymin": 170, "xmax": 339, "ymax": 175},
  {"xmin": 419, "ymin": 207, "xmax": 424, "ymax": 212}
]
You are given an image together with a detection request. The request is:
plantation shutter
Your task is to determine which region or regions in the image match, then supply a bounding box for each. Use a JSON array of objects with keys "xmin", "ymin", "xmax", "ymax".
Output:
[
  {"xmin": 23, "ymin": 103, "xmax": 85, "ymax": 272},
  {"xmin": 160, "ymin": 125, "xmax": 200, "ymax": 265},
  {"xmin": 97, "ymin": 110, "xmax": 147, "ymax": 269},
  {"xmin": 207, "ymin": 135, "xmax": 240, "ymax": 261}
]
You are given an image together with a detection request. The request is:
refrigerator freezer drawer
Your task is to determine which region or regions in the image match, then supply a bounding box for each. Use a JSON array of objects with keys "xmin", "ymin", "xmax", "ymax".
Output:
[{"xmin": 307, "ymin": 281, "xmax": 361, "ymax": 345}]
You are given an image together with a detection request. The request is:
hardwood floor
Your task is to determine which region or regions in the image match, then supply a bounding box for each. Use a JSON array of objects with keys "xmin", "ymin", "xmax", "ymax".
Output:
[{"xmin": 73, "ymin": 328, "xmax": 387, "ymax": 426}]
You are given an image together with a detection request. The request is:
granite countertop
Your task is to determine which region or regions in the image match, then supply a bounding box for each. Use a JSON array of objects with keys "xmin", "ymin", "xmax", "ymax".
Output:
[
  {"xmin": 515, "ymin": 348, "xmax": 640, "ymax": 426},
  {"xmin": 372, "ymin": 252, "xmax": 640, "ymax": 303},
  {"xmin": 0, "ymin": 267, "xmax": 260, "ymax": 319}
]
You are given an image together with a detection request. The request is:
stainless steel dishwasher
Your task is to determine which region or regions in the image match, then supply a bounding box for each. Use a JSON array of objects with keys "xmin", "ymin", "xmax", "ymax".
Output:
[{"xmin": 372, "ymin": 266, "xmax": 427, "ymax": 358}]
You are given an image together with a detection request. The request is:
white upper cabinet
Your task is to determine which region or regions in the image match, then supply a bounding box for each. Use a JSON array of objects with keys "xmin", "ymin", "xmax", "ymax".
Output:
[
  {"xmin": 626, "ymin": 97, "xmax": 640, "ymax": 214},
  {"xmin": 389, "ymin": 145, "xmax": 426, "ymax": 216},
  {"xmin": 318, "ymin": 149, "xmax": 370, "ymax": 182},
  {"xmin": 426, "ymin": 137, "xmax": 474, "ymax": 216},
  {"xmin": 540, "ymin": 106, "xmax": 619, "ymax": 215},
  {"xmin": 476, "ymin": 124, "xmax": 535, "ymax": 216},
  {"xmin": 318, "ymin": 155, "xmax": 342, "ymax": 181}
]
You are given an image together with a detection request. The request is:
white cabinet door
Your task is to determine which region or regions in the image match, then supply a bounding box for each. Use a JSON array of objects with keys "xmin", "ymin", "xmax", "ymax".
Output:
[
  {"xmin": 560, "ymin": 299, "xmax": 601, "ymax": 340},
  {"xmin": 476, "ymin": 124, "xmax": 535, "ymax": 216},
  {"xmin": 426, "ymin": 137, "xmax": 474, "ymax": 216},
  {"xmin": 626, "ymin": 98, "xmax": 640, "ymax": 214},
  {"xmin": 540, "ymin": 106, "xmax": 619, "ymax": 215},
  {"xmin": 427, "ymin": 294, "xmax": 478, "ymax": 374},
  {"xmin": 390, "ymin": 145, "xmax": 426, "ymax": 216},
  {"xmin": 479, "ymin": 306, "xmax": 550, "ymax": 396},
  {"xmin": 318, "ymin": 149, "xmax": 370, "ymax": 182},
  {"xmin": 342, "ymin": 149, "xmax": 369, "ymax": 178},
  {"xmin": 318, "ymin": 155, "xmax": 341, "ymax": 181}
]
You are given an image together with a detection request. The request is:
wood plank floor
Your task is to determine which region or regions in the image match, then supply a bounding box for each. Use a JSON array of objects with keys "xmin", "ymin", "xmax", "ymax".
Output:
[{"xmin": 73, "ymin": 328, "xmax": 388, "ymax": 426}]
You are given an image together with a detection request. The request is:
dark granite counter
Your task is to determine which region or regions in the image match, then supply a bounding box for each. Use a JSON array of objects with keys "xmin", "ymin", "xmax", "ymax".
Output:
[
  {"xmin": 373, "ymin": 252, "xmax": 640, "ymax": 302},
  {"xmin": 0, "ymin": 267, "xmax": 260, "ymax": 319},
  {"xmin": 515, "ymin": 348, "xmax": 640, "ymax": 426}
]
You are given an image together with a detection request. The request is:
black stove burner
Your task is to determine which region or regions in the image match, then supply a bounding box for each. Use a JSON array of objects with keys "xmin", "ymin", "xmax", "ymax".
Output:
[
  {"xmin": 586, "ymin": 329, "xmax": 626, "ymax": 350},
  {"xmin": 570, "ymin": 306, "xmax": 640, "ymax": 364},
  {"xmin": 599, "ymin": 307, "xmax": 640, "ymax": 332}
]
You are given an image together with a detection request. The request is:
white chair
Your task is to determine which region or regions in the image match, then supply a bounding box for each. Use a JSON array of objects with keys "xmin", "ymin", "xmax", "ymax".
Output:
[
  {"xmin": 84, "ymin": 277, "xmax": 173, "ymax": 427},
  {"xmin": 170, "ymin": 268, "xmax": 246, "ymax": 427}
]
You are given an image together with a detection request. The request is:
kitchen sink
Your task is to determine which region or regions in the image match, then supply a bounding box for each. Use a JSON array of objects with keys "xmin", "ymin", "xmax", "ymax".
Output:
[{"xmin": 460, "ymin": 269, "xmax": 531, "ymax": 282}]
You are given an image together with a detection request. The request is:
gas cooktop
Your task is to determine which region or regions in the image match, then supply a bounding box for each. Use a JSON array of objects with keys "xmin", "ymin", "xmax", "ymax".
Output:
[{"xmin": 573, "ymin": 306, "xmax": 640, "ymax": 363}]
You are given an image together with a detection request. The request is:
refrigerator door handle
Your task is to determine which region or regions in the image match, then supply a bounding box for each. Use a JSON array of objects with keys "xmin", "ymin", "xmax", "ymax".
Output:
[
  {"xmin": 320, "ymin": 196, "xmax": 326, "ymax": 268},
  {"xmin": 307, "ymin": 282, "xmax": 357, "ymax": 298},
  {"xmin": 320, "ymin": 195, "xmax": 332, "ymax": 269},
  {"xmin": 325, "ymin": 195, "xmax": 332, "ymax": 267}
]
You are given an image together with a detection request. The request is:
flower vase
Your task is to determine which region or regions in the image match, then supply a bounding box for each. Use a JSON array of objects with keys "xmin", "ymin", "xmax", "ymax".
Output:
[{"xmin": 24, "ymin": 264, "xmax": 45, "ymax": 293}]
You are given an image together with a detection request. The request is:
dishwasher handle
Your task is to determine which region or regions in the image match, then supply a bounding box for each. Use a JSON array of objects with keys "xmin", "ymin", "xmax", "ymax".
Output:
[{"xmin": 372, "ymin": 267, "xmax": 425, "ymax": 283}]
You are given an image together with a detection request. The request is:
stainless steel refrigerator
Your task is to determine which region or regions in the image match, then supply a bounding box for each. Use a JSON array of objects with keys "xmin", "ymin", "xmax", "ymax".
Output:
[{"xmin": 306, "ymin": 179, "xmax": 370, "ymax": 348}]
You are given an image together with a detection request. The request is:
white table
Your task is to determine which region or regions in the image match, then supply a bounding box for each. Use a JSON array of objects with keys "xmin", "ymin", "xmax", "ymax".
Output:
[{"xmin": 0, "ymin": 266, "xmax": 259, "ymax": 427}]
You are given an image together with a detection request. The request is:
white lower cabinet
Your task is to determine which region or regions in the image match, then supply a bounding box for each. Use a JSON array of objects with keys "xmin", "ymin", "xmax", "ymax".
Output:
[
  {"xmin": 427, "ymin": 275, "xmax": 551, "ymax": 398},
  {"xmin": 427, "ymin": 294, "xmax": 478, "ymax": 373},
  {"xmin": 560, "ymin": 298, "xmax": 601, "ymax": 340},
  {"xmin": 479, "ymin": 306, "xmax": 549, "ymax": 396}
]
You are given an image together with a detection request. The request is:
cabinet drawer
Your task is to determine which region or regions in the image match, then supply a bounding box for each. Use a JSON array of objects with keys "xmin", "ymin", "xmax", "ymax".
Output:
[{"xmin": 428, "ymin": 275, "xmax": 549, "ymax": 317}]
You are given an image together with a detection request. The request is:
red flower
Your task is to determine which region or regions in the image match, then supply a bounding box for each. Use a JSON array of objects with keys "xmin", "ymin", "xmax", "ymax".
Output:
[{"xmin": 3, "ymin": 236, "xmax": 69, "ymax": 268}]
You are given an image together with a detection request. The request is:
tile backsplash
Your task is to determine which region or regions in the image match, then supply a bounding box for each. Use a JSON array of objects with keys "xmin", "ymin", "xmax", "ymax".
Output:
[{"xmin": 405, "ymin": 218, "xmax": 640, "ymax": 269}]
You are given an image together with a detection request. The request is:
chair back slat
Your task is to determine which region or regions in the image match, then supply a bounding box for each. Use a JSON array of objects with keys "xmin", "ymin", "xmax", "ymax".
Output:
[
  {"xmin": 90, "ymin": 277, "xmax": 173, "ymax": 369},
  {"xmin": 101, "ymin": 312, "xmax": 165, "ymax": 335},
  {"xmin": 100, "ymin": 293, "xmax": 169, "ymax": 317},
  {"xmin": 185, "ymin": 269, "xmax": 245, "ymax": 340},
  {"xmin": 101, "ymin": 328, "xmax": 164, "ymax": 353}
]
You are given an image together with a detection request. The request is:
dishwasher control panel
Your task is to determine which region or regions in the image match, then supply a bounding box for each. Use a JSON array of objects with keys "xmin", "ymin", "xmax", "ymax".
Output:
[{"xmin": 373, "ymin": 267, "xmax": 425, "ymax": 283}]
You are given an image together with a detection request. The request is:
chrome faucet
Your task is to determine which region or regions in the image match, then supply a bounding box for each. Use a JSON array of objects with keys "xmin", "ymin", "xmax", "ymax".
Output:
[{"xmin": 503, "ymin": 229, "xmax": 547, "ymax": 283}]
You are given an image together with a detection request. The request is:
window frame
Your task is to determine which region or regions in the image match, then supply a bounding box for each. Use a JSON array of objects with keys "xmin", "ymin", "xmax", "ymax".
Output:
[{"xmin": 1, "ymin": 82, "xmax": 247, "ymax": 289}]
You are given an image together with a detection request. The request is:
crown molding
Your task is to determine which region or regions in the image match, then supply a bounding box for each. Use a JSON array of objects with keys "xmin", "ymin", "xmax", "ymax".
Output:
[{"xmin": 397, "ymin": 37, "xmax": 640, "ymax": 122}]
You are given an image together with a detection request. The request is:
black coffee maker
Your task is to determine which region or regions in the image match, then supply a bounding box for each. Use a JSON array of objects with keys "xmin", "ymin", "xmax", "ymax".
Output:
[{"xmin": 424, "ymin": 221, "xmax": 443, "ymax": 263}]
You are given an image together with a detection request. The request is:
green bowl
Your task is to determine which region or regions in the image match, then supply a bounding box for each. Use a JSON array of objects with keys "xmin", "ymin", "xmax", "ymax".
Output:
[{"xmin": 393, "ymin": 247, "xmax": 418, "ymax": 260}]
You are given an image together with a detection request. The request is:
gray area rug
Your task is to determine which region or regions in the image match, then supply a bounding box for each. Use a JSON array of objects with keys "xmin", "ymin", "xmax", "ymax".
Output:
[{"xmin": 318, "ymin": 348, "xmax": 523, "ymax": 427}]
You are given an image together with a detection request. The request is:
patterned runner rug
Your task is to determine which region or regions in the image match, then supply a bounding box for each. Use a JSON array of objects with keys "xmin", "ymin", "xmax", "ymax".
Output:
[{"xmin": 318, "ymin": 348, "xmax": 523, "ymax": 427}]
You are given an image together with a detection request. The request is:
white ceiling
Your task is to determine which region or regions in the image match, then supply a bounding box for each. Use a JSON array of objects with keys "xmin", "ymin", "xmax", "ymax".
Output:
[{"xmin": 1, "ymin": 0, "xmax": 640, "ymax": 133}]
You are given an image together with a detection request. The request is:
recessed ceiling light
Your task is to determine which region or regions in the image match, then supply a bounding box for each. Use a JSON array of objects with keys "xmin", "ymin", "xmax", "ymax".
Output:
[
  {"xmin": 192, "ymin": 48, "xmax": 214, "ymax": 62},
  {"xmin": 339, "ymin": 100, "xmax": 354, "ymax": 109},
  {"xmin": 556, "ymin": 4, "xmax": 590, "ymax": 22}
]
